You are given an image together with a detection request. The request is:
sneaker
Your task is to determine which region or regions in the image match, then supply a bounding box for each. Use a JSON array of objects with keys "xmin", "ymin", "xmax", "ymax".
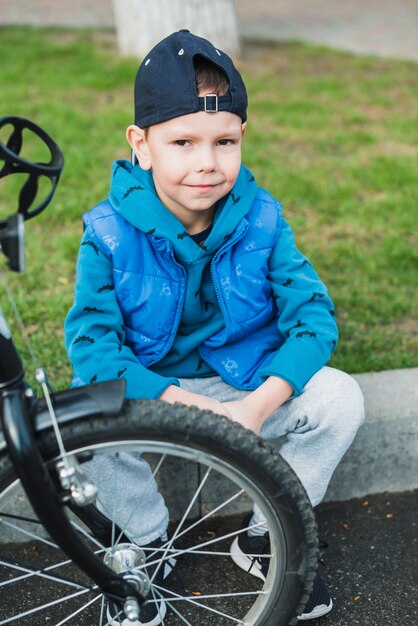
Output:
[
  {"xmin": 297, "ymin": 574, "xmax": 333, "ymax": 621},
  {"xmin": 107, "ymin": 537, "xmax": 176, "ymax": 626},
  {"xmin": 230, "ymin": 515, "xmax": 333, "ymax": 621},
  {"xmin": 230, "ymin": 514, "xmax": 270, "ymax": 580}
]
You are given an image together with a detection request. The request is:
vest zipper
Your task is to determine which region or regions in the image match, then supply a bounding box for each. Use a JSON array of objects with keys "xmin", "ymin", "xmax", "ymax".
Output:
[
  {"xmin": 143, "ymin": 247, "xmax": 187, "ymax": 368},
  {"xmin": 209, "ymin": 220, "xmax": 249, "ymax": 329},
  {"xmin": 198, "ymin": 222, "xmax": 257, "ymax": 391}
]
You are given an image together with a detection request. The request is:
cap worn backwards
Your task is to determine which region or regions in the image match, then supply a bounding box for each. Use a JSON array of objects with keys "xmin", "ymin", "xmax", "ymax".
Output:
[{"xmin": 134, "ymin": 29, "xmax": 247, "ymax": 128}]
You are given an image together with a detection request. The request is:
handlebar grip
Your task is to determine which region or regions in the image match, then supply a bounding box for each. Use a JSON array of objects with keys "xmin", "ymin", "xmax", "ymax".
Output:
[{"xmin": 0, "ymin": 116, "xmax": 64, "ymax": 225}]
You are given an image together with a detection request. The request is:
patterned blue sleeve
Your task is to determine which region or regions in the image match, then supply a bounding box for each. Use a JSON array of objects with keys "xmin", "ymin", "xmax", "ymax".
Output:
[
  {"xmin": 259, "ymin": 218, "xmax": 338, "ymax": 395},
  {"xmin": 64, "ymin": 227, "xmax": 179, "ymax": 399}
]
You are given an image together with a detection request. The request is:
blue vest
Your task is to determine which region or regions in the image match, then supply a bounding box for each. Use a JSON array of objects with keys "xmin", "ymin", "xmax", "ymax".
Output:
[{"xmin": 84, "ymin": 189, "xmax": 284, "ymax": 389}]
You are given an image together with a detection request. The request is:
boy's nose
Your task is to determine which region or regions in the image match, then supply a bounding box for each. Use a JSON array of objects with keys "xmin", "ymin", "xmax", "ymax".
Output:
[{"xmin": 196, "ymin": 146, "xmax": 216, "ymax": 172}]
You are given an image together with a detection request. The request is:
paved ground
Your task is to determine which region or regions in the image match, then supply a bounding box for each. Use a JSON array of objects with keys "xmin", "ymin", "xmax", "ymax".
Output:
[
  {"xmin": 236, "ymin": 0, "xmax": 418, "ymax": 61},
  {"xmin": 1, "ymin": 490, "xmax": 416, "ymax": 624},
  {"xmin": 313, "ymin": 490, "xmax": 417, "ymax": 625},
  {"xmin": 0, "ymin": 0, "xmax": 417, "ymax": 61}
]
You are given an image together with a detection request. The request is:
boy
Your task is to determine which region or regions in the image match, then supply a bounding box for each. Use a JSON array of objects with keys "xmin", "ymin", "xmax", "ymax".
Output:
[{"xmin": 65, "ymin": 30, "xmax": 364, "ymax": 625}]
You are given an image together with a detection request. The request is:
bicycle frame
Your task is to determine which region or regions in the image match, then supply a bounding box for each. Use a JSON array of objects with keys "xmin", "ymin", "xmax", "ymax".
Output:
[
  {"xmin": 0, "ymin": 305, "xmax": 148, "ymax": 604},
  {"xmin": 0, "ymin": 114, "xmax": 150, "ymax": 605}
]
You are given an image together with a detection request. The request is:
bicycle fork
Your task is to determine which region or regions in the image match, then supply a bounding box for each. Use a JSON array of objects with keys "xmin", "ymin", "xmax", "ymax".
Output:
[{"xmin": 0, "ymin": 375, "xmax": 147, "ymax": 617}]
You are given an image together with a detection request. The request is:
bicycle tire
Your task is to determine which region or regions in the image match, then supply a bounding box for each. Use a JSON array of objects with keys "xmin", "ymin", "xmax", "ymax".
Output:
[{"xmin": 0, "ymin": 399, "xmax": 318, "ymax": 626}]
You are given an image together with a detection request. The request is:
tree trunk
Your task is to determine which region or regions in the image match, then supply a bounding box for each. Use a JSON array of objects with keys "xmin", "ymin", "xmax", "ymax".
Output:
[{"xmin": 112, "ymin": 0, "xmax": 240, "ymax": 59}]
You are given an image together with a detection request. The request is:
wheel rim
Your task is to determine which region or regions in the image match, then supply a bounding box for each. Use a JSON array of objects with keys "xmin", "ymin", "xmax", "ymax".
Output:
[{"xmin": 0, "ymin": 438, "xmax": 291, "ymax": 626}]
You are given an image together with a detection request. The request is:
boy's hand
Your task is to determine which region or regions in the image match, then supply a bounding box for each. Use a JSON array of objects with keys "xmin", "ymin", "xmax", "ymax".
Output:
[
  {"xmin": 160, "ymin": 385, "xmax": 232, "ymax": 419},
  {"xmin": 161, "ymin": 376, "xmax": 293, "ymax": 434},
  {"xmin": 222, "ymin": 376, "xmax": 293, "ymax": 434},
  {"xmin": 221, "ymin": 399, "xmax": 263, "ymax": 434}
]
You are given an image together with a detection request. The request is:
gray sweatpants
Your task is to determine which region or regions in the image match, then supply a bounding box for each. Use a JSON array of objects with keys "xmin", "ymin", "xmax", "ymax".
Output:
[{"xmin": 85, "ymin": 366, "xmax": 364, "ymax": 544}]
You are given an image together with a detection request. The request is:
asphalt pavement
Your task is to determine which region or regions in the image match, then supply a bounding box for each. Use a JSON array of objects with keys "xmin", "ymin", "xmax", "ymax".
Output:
[
  {"xmin": 1, "ymin": 490, "xmax": 417, "ymax": 625},
  {"xmin": 314, "ymin": 490, "xmax": 417, "ymax": 625}
]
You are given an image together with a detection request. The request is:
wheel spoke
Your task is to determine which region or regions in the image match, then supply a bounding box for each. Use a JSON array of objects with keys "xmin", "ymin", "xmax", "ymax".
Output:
[
  {"xmin": 141, "ymin": 544, "xmax": 272, "ymax": 562},
  {"xmin": 149, "ymin": 584, "xmax": 166, "ymax": 626},
  {"xmin": 0, "ymin": 556, "xmax": 71, "ymax": 587},
  {"xmin": 154, "ymin": 588, "xmax": 192, "ymax": 626},
  {"xmin": 157, "ymin": 589, "xmax": 266, "ymax": 602},
  {"xmin": 148, "ymin": 488, "xmax": 245, "ymax": 563},
  {"xmin": 0, "ymin": 546, "xmax": 106, "ymax": 589},
  {"xmin": 0, "ymin": 512, "xmax": 41, "ymax": 525},
  {"xmin": 0, "ymin": 587, "xmax": 94, "ymax": 625},
  {"xmin": 141, "ymin": 520, "xmax": 270, "ymax": 572},
  {"xmin": 0, "ymin": 559, "xmax": 91, "ymax": 590},
  {"xmin": 149, "ymin": 466, "xmax": 212, "ymax": 585},
  {"xmin": 113, "ymin": 453, "xmax": 167, "ymax": 550},
  {"xmin": 0, "ymin": 517, "xmax": 58, "ymax": 548},
  {"xmin": 54, "ymin": 593, "xmax": 102, "ymax": 626},
  {"xmin": 153, "ymin": 584, "xmax": 246, "ymax": 624},
  {"xmin": 70, "ymin": 518, "xmax": 105, "ymax": 550},
  {"xmin": 111, "ymin": 452, "xmax": 119, "ymax": 547},
  {"xmin": 98, "ymin": 595, "xmax": 105, "ymax": 626}
]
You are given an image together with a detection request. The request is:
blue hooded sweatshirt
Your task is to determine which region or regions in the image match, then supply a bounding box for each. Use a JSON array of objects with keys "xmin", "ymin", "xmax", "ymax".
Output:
[{"xmin": 64, "ymin": 160, "xmax": 338, "ymax": 399}]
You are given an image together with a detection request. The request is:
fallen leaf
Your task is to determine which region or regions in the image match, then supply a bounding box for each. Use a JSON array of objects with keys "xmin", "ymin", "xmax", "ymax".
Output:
[
  {"xmin": 26, "ymin": 324, "xmax": 39, "ymax": 334},
  {"xmin": 191, "ymin": 591, "xmax": 202, "ymax": 596},
  {"xmin": 354, "ymin": 595, "xmax": 361, "ymax": 601}
]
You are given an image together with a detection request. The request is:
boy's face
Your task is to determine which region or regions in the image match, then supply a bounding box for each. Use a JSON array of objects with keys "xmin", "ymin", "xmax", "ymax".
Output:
[{"xmin": 127, "ymin": 110, "xmax": 246, "ymax": 233}]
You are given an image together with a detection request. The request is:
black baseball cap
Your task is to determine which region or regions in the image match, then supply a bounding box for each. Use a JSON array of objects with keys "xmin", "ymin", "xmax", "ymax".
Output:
[{"xmin": 134, "ymin": 30, "xmax": 247, "ymax": 128}]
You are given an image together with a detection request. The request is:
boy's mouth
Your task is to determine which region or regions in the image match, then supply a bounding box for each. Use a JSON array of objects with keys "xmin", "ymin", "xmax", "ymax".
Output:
[
  {"xmin": 187, "ymin": 183, "xmax": 219, "ymax": 193},
  {"xmin": 192, "ymin": 184, "xmax": 214, "ymax": 191}
]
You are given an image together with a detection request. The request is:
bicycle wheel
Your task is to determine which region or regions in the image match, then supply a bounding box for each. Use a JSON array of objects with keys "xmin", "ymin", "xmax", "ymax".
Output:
[{"xmin": 0, "ymin": 399, "xmax": 318, "ymax": 626}]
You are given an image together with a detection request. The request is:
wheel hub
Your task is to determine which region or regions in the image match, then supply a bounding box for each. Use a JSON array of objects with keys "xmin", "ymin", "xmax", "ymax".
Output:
[{"xmin": 104, "ymin": 542, "xmax": 151, "ymax": 616}]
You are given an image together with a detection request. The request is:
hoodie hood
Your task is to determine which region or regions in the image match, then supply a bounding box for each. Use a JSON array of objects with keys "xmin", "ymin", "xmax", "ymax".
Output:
[{"xmin": 108, "ymin": 160, "xmax": 258, "ymax": 262}]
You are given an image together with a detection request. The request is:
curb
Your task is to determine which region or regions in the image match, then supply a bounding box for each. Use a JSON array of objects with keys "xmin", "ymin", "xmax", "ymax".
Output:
[
  {"xmin": 2, "ymin": 368, "xmax": 416, "ymax": 543},
  {"xmin": 324, "ymin": 368, "xmax": 418, "ymax": 501}
]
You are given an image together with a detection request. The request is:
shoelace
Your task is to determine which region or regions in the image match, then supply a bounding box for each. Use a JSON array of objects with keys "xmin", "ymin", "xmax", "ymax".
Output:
[{"xmin": 248, "ymin": 533, "xmax": 270, "ymax": 575}]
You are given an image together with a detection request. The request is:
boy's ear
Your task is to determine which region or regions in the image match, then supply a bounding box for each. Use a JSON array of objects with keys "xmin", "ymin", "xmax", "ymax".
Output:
[
  {"xmin": 241, "ymin": 122, "xmax": 247, "ymax": 138},
  {"xmin": 126, "ymin": 125, "xmax": 152, "ymax": 170}
]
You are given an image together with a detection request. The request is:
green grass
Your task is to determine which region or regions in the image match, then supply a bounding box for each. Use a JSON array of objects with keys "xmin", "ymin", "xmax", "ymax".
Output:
[{"xmin": 1, "ymin": 28, "xmax": 417, "ymax": 391}]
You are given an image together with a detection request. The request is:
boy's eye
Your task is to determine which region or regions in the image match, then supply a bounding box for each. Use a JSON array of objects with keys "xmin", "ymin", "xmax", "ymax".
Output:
[
  {"xmin": 218, "ymin": 139, "xmax": 235, "ymax": 146},
  {"xmin": 174, "ymin": 140, "xmax": 189, "ymax": 146}
]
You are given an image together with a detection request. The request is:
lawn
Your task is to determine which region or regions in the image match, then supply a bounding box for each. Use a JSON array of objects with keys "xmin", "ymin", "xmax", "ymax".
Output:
[{"xmin": 0, "ymin": 27, "xmax": 417, "ymax": 392}]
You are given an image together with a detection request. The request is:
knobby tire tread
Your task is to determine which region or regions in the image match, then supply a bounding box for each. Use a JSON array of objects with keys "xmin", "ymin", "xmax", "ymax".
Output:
[{"xmin": 0, "ymin": 398, "xmax": 318, "ymax": 626}]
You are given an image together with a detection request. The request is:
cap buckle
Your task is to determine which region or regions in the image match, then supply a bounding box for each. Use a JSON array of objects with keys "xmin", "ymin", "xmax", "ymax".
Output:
[{"xmin": 204, "ymin": 93, "xmax": 218, "ymax": 113}]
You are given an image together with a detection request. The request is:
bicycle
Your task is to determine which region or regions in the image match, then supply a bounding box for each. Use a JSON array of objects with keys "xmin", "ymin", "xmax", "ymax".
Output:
[{"xmin": 0, "ymin": 116, "xmax": 318, "ymax": 626}]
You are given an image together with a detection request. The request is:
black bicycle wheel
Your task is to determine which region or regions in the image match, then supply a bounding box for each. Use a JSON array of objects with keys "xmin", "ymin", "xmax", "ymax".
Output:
[{"xmin": 0, "ymin": 399, "xmax": 318, "ymax": 625}]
